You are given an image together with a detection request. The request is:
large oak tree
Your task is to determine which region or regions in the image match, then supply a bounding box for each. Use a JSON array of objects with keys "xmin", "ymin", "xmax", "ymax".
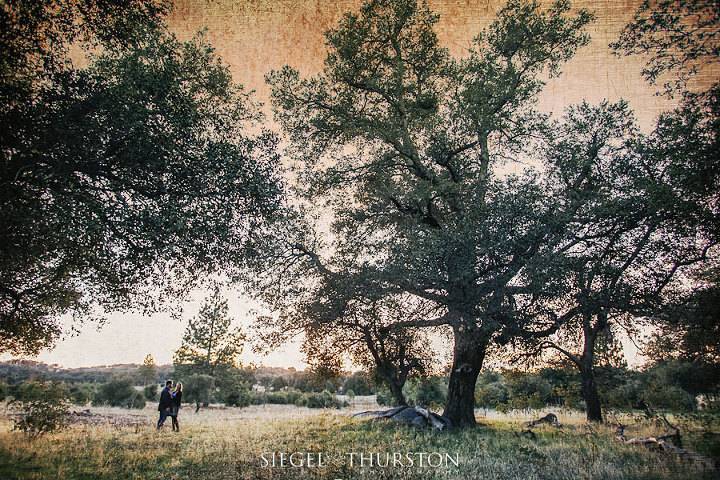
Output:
[{"xmin": 257, "ymin": 0, "xmax": 593, "ymax": 426}]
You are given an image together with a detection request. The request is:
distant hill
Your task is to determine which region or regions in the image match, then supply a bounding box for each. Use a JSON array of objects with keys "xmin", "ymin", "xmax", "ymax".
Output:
[{"xmin": 0, "ymin": 360, "xmax": 172, "ymax": 384}]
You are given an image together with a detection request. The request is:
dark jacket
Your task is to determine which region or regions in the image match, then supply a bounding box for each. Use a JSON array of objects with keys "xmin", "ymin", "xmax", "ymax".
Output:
[
  {"xmin": 172, "ymin": 391, "xmax": 182, "ymax": 408},
  {"xmin": 158, "ymin": 386, "xmax": 173, "ymax": 411}
]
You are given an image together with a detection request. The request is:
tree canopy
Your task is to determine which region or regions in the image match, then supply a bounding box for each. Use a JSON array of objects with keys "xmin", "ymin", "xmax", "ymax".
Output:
[{"xmin": 0, "ymin": 0, "xmax": 283, "ymax": 354}]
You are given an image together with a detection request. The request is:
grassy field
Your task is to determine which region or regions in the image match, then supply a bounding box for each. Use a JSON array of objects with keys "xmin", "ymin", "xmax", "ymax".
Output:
[{"xmin": 0, "ymin": 400, "xmax": 718, "ymax": 480}]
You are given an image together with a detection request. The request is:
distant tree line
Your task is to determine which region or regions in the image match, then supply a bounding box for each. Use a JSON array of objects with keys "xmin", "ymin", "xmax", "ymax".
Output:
[{"xmin": 2, "ymin": 355, "xmax": 717, "ymax": 416}]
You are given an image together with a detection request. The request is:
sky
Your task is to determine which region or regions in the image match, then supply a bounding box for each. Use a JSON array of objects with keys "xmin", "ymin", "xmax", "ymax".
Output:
[{"xmin": 4, "ymin": 0, "xmax": 695, "ymax": 369}]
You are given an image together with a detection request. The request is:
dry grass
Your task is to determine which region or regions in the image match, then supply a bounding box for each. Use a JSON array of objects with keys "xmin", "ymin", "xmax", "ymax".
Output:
[{"xmin": 0, "ymin": 404, "xmax": 717, "ymax": 480}]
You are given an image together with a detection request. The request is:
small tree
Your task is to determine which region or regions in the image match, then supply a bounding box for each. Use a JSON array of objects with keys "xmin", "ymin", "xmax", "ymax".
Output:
[
  {"xmin": 173, "ymin": 289, "xmax": 247, "ymax": 409},
  {"xmin": 143, "ymin": 384, "xmax": 158, "ymax": 401},
  {"xmin": 138, "ymin": 354, "xmax": 158, "ymax": 386},
  {"xmin": 174, "ymin": 289, "xmax": 246, "ymax": 378},
  {"xmin": 183, "ymin": 374, "xmax": 215, "ymax": 413}
]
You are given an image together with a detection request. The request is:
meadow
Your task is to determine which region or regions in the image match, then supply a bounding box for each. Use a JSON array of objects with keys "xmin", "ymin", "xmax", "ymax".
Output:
[{"xmin": 0, "ymin": 398, "xmax": 718, "ymax": 480}]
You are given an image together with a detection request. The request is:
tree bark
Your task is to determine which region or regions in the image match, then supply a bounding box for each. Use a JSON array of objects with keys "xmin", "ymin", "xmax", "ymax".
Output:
[
  {"xmin": 580, "ymin": 363, "xmax": 603, "ymax": 422},
  {"xmin": 388, "ymin": 377, "xmax": 408, "ymax": 406},
  {"xmin": 580, "ymin": 315, "xmax": 603, "ymax": 422},
  {"xmin": 442, "ymin": 325, "xmax": 488, "ymax": 427}
]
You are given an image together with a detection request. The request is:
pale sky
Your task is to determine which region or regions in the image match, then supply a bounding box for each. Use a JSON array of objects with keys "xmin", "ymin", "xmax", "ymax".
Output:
[{"xmin": 5, "ymin": 0, "xmax": 702, "ymax": 369}]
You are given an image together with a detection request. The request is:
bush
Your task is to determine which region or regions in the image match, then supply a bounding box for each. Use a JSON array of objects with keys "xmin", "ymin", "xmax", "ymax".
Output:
[
  {"xmin": 375, "ymin": 388, "xmax": 394, "ymax": 406},
  {"xmin": 601, "ymin": 379, "xmax": 645, "ymax": 411},
  {"xmin": 508, "ymin": 391, "xmax": 545, "ymax": 411},
  {"xmin": 247, "ymin": 390, "xmax": 265, "ymax": 405},
  {"xmin": 643, "ymin": 385, "xmax": 695, "ymax": 412},
  {"xmin": 266, "ymin": 388, "xmax": 303, "ymax": 405},
  {"xmin": 12, "ymin": 380, "xmax": 69, "ymax": 437},
  {"xmin": 504, "ymin": 373, "xmax": 553, "ymax": 406},
  {"xmin": 67, "ymin": 383, "xmax": 96, "ymax": 405},
  {"xmin": 296, "ymin": 390, "xmax": 344, "ymax": 409},
  {"xmin": 93, "ymin": 379, "xmax": 146, "ymax": 409},
  {"xmin": 406, "ymin": 377, "xmax": 447, "ymax": 409},
  {"xmin": 219, "ymin": 375, "xmax": 256, "ymax": 408},
  {"xmin": 342, "ymin": 373, "xmax": 375, "ymax": 396},
  {"xmin": 182, "ymin": 374, "xmax": 215, "ymax": 410},
  {"xmin": 555, "ymin": 383, "xmax": 583, "ymax": 409},
  {"xmin": 143, "ymin": 384, "xmax": 158, "ymax": 401},
  {"xmin": 475, "ymin": 382, "xmax": 509, "ymax": 409}
]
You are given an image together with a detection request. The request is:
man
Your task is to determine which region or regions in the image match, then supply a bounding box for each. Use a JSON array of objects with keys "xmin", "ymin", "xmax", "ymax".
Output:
[{"xmin": 157, "ymin": 380, "xmax": 173, "ymax": 429}]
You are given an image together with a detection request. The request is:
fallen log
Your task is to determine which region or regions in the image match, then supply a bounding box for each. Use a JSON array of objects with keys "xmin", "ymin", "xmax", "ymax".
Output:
[
  {"xmin": 352, "ymin": 406, "xmax": 452, "ymax": 430},
  {"xmin": 615, "ymin": 423, "xmax": 715, "ymax": 472},
  {"xmin": 527, "ymin": 413, "xmax": 561, "ymax": 427}
]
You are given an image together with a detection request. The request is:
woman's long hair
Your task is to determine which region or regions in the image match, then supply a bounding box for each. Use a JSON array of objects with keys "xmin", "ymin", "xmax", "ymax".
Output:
[{"xmin": 174, "ymin": 382, "xmax": 183, "ymax": 393}]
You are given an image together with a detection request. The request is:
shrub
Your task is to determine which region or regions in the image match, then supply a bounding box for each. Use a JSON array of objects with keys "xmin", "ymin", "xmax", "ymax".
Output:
[
  {"xmin": 505, "ymin": 373, "xmax": 553, "ymax": 406},
  {"xmin": 220, "ymin": 376, "xmax": 260, "ymax": 408},
  {"xmin": 508, "ymin": 392, "xmax": 545, "ymax": 411},
  {"xmin": 222, "ymin": 387, "xmax": 251, "ymax": 407},
  {"xmin": 375, "ymin": 388, "xmax": 394, "ymax": 406},
  {"xmin": 406, "ymin": 377, "xmax": 447, "ymax": 409},
  {"xmin": 296, "ymin": 390, "xmax": 344, "ymax": 408},
  {"xmin": 182, "ymin": 374, "xmax": 215, "ymax": 410},
  {"xmin": 12, "ymin": 380, "xmax": 69, "ymax": 437},
  {"xmin": 342, "ymin": 373, "xmax": 375, "ymax": 396},
  {"xmin": 143, "ymin": 384, "xmax": 158, "ymax": 401},
  {"xmin": 643, "ymin": 385, "xmax": 696, "ymax": 412},
  {"xmin": 475, "ymin": 382, "xmax": 509, "ymax": 409},
  {"xmin": 93, "ymin": 379, "xmax": 146, "ymax": 409},
  {"xmin": 67, "ymin": 383, "xmax": 96, "ymax": 405}
]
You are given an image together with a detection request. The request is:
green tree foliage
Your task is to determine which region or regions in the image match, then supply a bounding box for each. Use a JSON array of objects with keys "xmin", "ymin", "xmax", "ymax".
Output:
[
  {"xmin": 474, "ymin": 371, "xmax": 509, "ymax": 409},
  {"xmin": 256, "ymin": 0, "xmax": 593, "ymax": 427},
  {"xmin": 296, "ymin": 390, "xmax": 345, "ymax": 409},
  {"xmin": 611, "ymin": 0, "xmax": 719, "ymax": 96},
  {"xmin": 648, "ymin": 282, "xmax": 720, "ymax": 366},
  {"xmin": 509, "ymin": 97, "xmax": 717, "ymax": 422},
  {"xmin": 405, "ymin": 376, "xmax": 447, "ymax": 409},
  {"xmin": 173, "ymin": 290, "xmax": 248, "ymax": 409},
  {"xmin": 0, "ymin": 0, "xmax": 282, "ymax": 355},
  {"xmin": 342, "ymin": 372, "xmax": 376, "ymax": 396},
  {"xmin": 67, "ymin": 383, "xmax": 96, "ymax": 406}
]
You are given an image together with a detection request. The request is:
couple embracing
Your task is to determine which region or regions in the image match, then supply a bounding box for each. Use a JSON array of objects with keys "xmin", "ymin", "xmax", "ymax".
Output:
[{"xmin": 157, "ymin": 379, "xmax": 183, "ymax": 431}]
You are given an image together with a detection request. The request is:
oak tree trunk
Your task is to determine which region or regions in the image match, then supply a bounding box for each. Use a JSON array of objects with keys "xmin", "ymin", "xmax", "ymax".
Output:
[
  {"xmin": 388, "ymin": 379, "xmax": 408, "ymax": 406},
  {"xmin": 580, "ymin": 364, "xmax": 603, "ymax": 422},
  {"xmin": 580, "ymin": 319, "xmax": 603, "ymax": 422},
  {"xmin": 443, "ymin": 326, "xmax": 488, "ymax": 427}
]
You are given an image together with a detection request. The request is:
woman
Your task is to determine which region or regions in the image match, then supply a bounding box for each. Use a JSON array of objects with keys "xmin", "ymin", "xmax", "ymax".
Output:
[{"xmin": 170, "ymin": 382, "xmax": 183, "ymax": 432}]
